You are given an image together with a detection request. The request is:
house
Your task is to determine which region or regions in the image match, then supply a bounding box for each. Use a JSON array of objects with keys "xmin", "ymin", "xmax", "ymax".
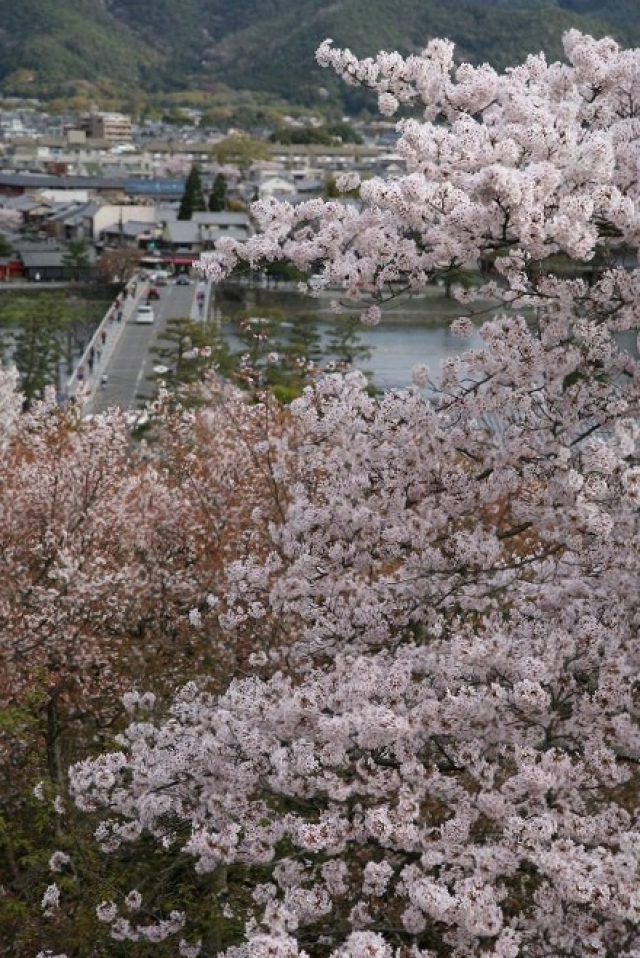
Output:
[
  {"xmin": 92, "ymin": 204, "xmax": 158, "ymax": 244},
  {"xmin": 0, "ymin": 173, "xmax": 127, "ymax": 203},
  {"xmin": 162, "ymin": 220, "xmax": 200, "ymax": 251},
  {"xmin": 192, "ymin": 211, "xmax": 251, "ymax": 248},
  {"xmin": 4, "ymin": 193, "xmax": 54, "ymax": 232},
  {"xmin": 14, "ymin": 241, "xmax": 96, "ymax": 282},
  {"xmin": 19, "ymin": 247, "xmax": 67, "ymax": 281},
  {"xmin": 44, "ymin": 200, "xmax": 102, "ymax": 243},
  {"xmin": 100, "ymin": 219, "xmax": 156, "ymax": 249},
  {"xmin": 160, "ymin": 212, "xmax": 252, "ymax": 253}
]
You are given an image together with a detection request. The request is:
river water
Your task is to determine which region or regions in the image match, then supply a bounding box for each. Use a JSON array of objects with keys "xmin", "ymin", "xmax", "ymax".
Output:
[
  {"xmin": 332, "ymin": 318, "xmax": 484, "ymax": 389},
  {"xmin": 217, "ymin": 283, "xmax": 486, "ymax": 391},
  {"xmin": 217, "ymin": 281, "xmax": 639, "ymax": 392}
]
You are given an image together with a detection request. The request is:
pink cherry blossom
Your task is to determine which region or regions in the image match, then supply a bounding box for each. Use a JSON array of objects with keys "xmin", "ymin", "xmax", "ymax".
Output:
[{"xmin": 54, "ymin": 28, "xmax": 640, "ymax": 958}]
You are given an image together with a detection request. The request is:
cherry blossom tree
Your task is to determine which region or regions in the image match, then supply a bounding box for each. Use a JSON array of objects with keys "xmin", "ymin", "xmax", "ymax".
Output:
[
  {"xmin": 0, "ymin": 374, "xmax": 302, "ymax": 955},
  {"xmin": 0, "ymin": 205, "xmax": 22, "ymax": 234},
  {"xmin": 0, "ymin": 391, "xmax": 210, "ymax": 953},
  {"xmin": 63, "ymin": 31, "xmax": 640, "ymax": 958},
  {"xmin": 0, "ymin": 375, "xmax": 296, "ymax": 768}
]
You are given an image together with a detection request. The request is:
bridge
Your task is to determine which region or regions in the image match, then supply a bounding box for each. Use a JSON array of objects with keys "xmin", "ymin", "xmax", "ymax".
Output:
[{"xmin": 68, "ymin": 274, "xmax": 211, "ymax": 419}]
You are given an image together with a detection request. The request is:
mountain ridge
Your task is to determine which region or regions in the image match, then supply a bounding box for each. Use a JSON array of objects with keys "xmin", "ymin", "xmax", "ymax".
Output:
[{"xmin": 1, "ymin": 0, "xmax": 639, "ymax": 110}]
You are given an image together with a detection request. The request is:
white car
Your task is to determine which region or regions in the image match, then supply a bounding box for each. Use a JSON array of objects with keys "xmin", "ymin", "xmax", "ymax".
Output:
[{"xmin": 135, "ymin": 304, "xmax": 155, "ymax": 324}]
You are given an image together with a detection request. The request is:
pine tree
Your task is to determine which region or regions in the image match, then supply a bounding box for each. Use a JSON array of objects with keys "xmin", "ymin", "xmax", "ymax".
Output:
[
  {"xmin": 61, "ymin": 241, "xmax": 91, "ymax": 281},
  {"xmin": 324, "ymin": 313, "xmax": 371, "ymax": 371},
  {"xmin": 178, "ymin": 163, "xmax": 207, "ymax": 220},
  {"xmin": 208, "ymin": 172, "xmax": 228, "ymax": 212},
  {"xmin": 8, "ymin": 294, "xmax": 71, "ymax": 407},
  {"xmin": 147, "ymin": 316, "xmax": 219, "ymax": 406}
]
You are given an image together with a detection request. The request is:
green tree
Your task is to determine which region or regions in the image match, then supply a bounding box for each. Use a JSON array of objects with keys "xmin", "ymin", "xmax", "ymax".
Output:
[
  {"xmin": 269, "ymin": 126, "xmax": 332, "ymax": 145},
  {"xmin": 210, "ymin": 135, "xmax": 271, "ymax": 170},
  {"xmin": 178, "ymin": 163, "xmax": 207, "ymax": 221},
  {"xmin": 265, "ymin": 312, "xmax": 325, "ymax": 402},
  {"xmin": 324, "ymin": 121, "xmax": 363, "ymax": 144},
  {"xmin": 431, "ymin": 261, "xmax": 477, "ymax": 298},
  {"xmin": 221, "ymin": 306, "xmax": 357, "ymax": 403},
  {"xmin": 147, "ymin": 317, "xmax": 220, "ymax": 406},
  {"xmin": 264, "ymin": 260, "xmax": 307, "ymax": 283},
  {"xmin": 5, "ymin": 295, "xmax": 72, "ymax": 407},
  {"xmin": 0, "ymin": 232, "xmax": 13, "ymax": 258},
  {"xmin": 269, "ymin": 122, "xmax": 363, "ymax": 145},
  {"xmin": 61, "ymin": 241, "xmax": 90, "ymax": 282},
  {"xmin": 208, "ymin": 172, "xmax": 228, "ymax": 212},
  {"xmin": 325, "ymin": 313, "xmax": 372, "ymax": 371}
]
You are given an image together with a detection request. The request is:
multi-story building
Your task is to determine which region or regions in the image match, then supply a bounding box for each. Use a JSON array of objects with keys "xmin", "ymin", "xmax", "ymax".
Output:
[{"xmin": 84, "ymin": 112, "xmax": 133, "ymax": 143}]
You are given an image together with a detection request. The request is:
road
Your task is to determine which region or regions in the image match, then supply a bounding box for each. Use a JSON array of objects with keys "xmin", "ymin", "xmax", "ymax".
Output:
[{"xmin": 86, "ymin": 281, "xmax": 201, "ymax": 416}]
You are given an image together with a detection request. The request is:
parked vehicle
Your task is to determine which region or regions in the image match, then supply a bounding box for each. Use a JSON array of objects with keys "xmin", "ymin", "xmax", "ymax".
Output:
[{"xmin": 135, "ymin": 304, "xmax": 155, "ymax": 324}]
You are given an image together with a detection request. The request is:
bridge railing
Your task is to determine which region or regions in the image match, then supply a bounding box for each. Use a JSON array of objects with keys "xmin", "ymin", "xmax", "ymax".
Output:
[{"xmin": 66, "ymin": 275, "xmax": 148, "ymax": 408}]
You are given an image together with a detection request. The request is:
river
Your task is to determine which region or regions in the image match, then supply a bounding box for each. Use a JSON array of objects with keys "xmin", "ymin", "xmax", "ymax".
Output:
[
  {"xmin": 216, "ymin": 281, "xmax": 638, "ymax": 392},
  {"xmin": 217, "ymin": 282, "xmax": 491, "ymax": 391}
]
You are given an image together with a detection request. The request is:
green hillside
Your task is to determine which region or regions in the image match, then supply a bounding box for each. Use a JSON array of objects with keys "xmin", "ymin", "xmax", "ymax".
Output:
[
  {"xmin": 0, "ymin": 0, "xmax": 158, "ymax": 98},
  {"xmin": 0, "ymin": 0, "xmax": 638, "ymax": 109},
  {"xmin": 202, "ymin": 0, "xmax": 640, "ymax": 106}
]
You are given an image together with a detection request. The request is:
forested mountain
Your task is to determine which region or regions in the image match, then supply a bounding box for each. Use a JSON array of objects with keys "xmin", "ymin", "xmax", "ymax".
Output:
[{"xmin": 1, "ymin": 0, "xmax": 639, "ymax": 109}]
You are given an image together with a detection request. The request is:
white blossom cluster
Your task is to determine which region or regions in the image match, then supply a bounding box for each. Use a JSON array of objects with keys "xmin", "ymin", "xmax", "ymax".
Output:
[{"xmin": 60, "ymin": 29, "xmax": 640, "ymax": 958}]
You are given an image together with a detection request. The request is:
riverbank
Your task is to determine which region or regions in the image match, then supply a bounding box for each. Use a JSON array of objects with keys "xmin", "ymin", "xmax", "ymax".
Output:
[{"xmin": 216, "ymin": 279, "xmax": 499, "ymax": 328}]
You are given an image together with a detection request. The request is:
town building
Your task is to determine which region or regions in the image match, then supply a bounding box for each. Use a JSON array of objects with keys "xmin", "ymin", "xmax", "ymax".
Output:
[{"xmin": 84, "ymin": 112, "xmax": 133, "ymax": 143}]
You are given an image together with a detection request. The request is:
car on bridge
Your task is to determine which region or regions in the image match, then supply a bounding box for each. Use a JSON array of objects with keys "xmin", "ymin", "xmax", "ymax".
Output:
[{"xmin": 135, "ymin": 304, "xmax": 155, "ymax": 324}]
